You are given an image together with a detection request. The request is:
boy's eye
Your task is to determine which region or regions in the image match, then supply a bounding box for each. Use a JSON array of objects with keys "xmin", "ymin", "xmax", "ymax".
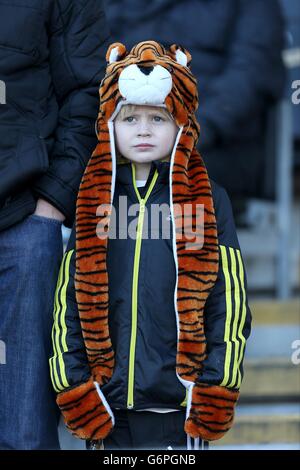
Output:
[
  {"xmin": 124, "ymin": 116, "xmax": 135, "ymax": 122},
  {"xmin": 153, "ymin": 116, "xmax": 164, "ymax": 122}
]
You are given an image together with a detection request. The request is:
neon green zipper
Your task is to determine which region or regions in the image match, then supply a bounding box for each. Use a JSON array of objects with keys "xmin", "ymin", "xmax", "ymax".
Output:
[{"xmin": 127, "ymin": 163, "xmax": 159, "ymax": 409}]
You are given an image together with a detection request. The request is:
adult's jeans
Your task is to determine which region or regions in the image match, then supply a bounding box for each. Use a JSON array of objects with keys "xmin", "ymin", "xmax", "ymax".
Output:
[{"xmin": 0, "ymin": 214, "xmax": 63, "ymax": 449}]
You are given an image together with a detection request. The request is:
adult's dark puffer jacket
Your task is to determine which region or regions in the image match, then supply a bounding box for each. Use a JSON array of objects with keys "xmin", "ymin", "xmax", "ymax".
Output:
[
  {"xmin": 50, "ymin": 41, "xmax": 252, "ymax": 448},
  {"xmin": 105, "ymin": 0, "xmax": 285, "ymax": 202},
  {"xmin": 0, "ymin": 0, "xmax": 109, "ymax": 231}
]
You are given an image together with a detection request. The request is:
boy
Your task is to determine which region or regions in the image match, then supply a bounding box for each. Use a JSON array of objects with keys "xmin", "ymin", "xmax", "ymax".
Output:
[{"xmin": 49, "ymin": 41, "xmax": 251, "ymax": 450}]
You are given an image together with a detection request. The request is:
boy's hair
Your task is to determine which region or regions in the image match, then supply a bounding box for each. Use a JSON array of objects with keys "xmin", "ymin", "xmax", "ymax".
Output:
[{"xmin": 116, "ymin": 104, "xmax": 174, "ymax": 122}]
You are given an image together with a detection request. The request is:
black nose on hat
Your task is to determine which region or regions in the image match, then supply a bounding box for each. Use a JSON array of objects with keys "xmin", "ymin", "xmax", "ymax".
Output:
[{"xmin": 138, "ymin": 65, "xmax": 154, "ymax": 76}]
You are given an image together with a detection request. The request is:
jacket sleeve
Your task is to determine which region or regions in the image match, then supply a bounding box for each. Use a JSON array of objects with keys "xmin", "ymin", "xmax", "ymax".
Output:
[
  {"xmin": 49, "ymin": 226, "xmax": 114, "ymax": 440},
  {"xmin": 185, "ymin": 182, "xmax": 252, "ymax": 441},
  {"xmin": 33, "ymin": 0, "xmax": 110, "ymax": 227},
  {"xmin": 197, "ymin": 0, "xmax": 285, "ymax": 147}
]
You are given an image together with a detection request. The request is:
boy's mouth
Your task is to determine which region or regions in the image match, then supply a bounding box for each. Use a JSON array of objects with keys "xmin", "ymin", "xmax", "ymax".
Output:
[{"xmin": 134, "ymin": 144, "xmax": 155, "ymax": 148}]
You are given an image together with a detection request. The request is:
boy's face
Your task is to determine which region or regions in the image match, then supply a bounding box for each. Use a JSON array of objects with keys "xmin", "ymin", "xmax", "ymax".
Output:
[{"xmin": 114, "ymin": 105, "xmax": 178, "ymax": 165}]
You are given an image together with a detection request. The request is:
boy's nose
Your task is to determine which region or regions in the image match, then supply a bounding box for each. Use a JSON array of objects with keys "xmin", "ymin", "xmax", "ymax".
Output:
[
  {"xmin": 137, "ymin": 126, "xmax": 151, "ymax": 136},
  {"xmin": 137, "ymin": 117, "xmax": 152, "ymax": 136}
]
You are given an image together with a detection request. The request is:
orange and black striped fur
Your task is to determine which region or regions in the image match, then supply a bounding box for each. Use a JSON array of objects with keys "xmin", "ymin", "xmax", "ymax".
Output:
[{"xmin": 57, "ymin": 41, "xmax": 239, "ymax": 441}]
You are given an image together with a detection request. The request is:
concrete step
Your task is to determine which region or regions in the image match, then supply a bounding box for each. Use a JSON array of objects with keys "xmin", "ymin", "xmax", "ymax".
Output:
[
  {"xmin": 212, "ymin": 404, "xmax": 300, "ymax": 446},
  {"xmin": 237, "ymin": 201, "xmax": 300, "ymax": 292},
  {"xmin": 244, "ymin": 300, "xmax": 300, "ymax": 359},
  {"xmin": 249, "ymin": 299, "xmax": 300, "ymax": 325},
  {"xmin": 245, "ymin": 324, "xmax": 300, "ymax": 359},
  {"xmin": 241, "ymin": 358, "xmax": 300, "ymax": 400}
]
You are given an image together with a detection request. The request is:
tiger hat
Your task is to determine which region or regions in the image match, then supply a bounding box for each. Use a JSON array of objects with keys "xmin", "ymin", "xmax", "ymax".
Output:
[{"xmin": 57, "ymin": 41, "xmax": 239, "ymax": 444}]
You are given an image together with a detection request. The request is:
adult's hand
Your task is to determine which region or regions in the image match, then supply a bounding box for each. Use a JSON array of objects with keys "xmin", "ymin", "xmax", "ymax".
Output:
[{"xmin": 34, "ymin": 198, "xmax": 65, "ymax": 222}]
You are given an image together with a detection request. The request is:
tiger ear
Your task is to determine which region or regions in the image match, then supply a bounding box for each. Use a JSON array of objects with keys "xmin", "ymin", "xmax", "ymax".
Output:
[
  {"xmin": 106, "ymin": 43, "xmax": 127, "ymax": 64},
  {"xmin": 168, "ymin": 44, "xmax": 192, "ymax": 67}
]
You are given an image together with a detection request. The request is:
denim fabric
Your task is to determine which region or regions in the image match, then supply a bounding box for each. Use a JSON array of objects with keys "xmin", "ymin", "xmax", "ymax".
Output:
[{"xmin": 0, "ymin": 214, "xmax": 63, "ymax": 449}]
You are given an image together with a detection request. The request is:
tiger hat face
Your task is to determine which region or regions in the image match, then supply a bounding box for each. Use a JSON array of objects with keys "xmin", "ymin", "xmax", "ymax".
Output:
[{"xmin": 98, "ymin": 40, "xmax": 199, "ymax": 131}]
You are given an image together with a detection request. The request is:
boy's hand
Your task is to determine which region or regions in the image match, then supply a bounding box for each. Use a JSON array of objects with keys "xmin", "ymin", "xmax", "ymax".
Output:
[
  {"xmin": 34, "ymin": 198, "xmax": 65, "ymax": 222},
  {"xmin": 57, "ymin": 377, "xmax": 114, "ymax": 440},
  {"xmin": 185, "ymin": 382, "xmax": 239, "ymax": 441}
]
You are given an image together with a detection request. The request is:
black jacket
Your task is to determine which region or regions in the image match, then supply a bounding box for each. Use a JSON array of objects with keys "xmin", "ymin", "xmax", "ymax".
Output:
[
  {"xmin": 0, "ymin": 0, "xmax": 109, "ymax": 231},
  {"xmin": 50, "ymin": 161, "xmax": 251, "ymax": 411},
  {"xmin": 105, "ymin": 0, "xmax": 285, "ymax": 199}
]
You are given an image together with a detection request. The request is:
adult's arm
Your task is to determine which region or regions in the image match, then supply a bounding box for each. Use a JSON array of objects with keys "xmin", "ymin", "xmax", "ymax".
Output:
[{"xmin": 34, "ymin": 0, "xmax": 110, "ymax": 227}]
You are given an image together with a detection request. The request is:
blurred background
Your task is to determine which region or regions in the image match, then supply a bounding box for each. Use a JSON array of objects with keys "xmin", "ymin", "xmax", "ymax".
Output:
[{"xmin": 61, "ymin": 0, "xmax": 300, "ymax": 450}]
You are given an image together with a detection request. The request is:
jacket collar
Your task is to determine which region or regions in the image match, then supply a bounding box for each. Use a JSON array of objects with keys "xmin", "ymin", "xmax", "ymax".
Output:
[{"xmin": 116, "ymin": 160, "xmax": 170, "ymax": 188}]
